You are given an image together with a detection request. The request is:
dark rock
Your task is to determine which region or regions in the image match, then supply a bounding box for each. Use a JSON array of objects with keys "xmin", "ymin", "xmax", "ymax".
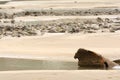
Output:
[{"xmin": 74, "ymin": 48, "xmax": 119, "ymax": 69}]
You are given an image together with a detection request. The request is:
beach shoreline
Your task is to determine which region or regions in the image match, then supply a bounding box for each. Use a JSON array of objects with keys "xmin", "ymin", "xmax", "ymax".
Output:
[{"xmin": 0, "ymin": 70, "xmax": 120, "ymax": 80}]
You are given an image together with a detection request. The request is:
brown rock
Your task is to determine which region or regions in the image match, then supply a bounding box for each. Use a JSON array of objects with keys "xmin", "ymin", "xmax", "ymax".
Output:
[{"xmin": 74, "ymin": 48, "xmax": 118, "ymax": 69}]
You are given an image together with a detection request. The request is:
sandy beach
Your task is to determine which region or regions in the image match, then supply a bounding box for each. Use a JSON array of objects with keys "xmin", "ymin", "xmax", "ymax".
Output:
[
  {"xmin": 0, "ymin": 33, "xmax": 120, "ymax": 60},
  {"xmin": 0, "ymin": 0, "xmax": 120, "ymax": 80},
  {"xmin": 0, "ymin": 33, "xmax": 120, "ymax": 79}
]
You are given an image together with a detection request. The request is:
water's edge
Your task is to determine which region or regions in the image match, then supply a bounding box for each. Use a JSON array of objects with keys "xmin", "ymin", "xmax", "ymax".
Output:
[{"xmin": 0, "ymin": 58, "xmax": 106, "ymax": 71}]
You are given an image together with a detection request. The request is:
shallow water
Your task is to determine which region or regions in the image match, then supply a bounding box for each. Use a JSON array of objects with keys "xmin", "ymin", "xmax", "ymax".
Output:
[
  {"xmin": 0, "ymin": 58, "xmax": 105, "ymax": 71},
  {"xmin": 0, "ymin": 58, "xmax": 78, "ymax": 71}
]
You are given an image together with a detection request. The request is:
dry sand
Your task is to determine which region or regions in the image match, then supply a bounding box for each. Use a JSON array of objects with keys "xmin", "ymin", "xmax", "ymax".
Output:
[
  {"xmin": 14, "ymin": 15, "xmax": 120, "ymax": 21},
  {"xmin": 0, "ymin": 33, "xmax": 120, "ymax": 60},
  {"xmin": 1, "ymin": 0, "xmax": 120, "ymax": 9}
]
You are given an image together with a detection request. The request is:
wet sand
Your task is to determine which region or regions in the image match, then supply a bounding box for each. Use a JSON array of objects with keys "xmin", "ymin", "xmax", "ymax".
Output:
[{"xmin": 0, "ymin": 70, "xmax": 120, "ymax": 80}]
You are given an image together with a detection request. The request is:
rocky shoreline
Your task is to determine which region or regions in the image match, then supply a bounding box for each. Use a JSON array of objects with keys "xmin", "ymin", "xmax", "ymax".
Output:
[
  {"xmin": 0, "ymin": 8, "xmax": 120, "ymax": 38},
  {"xmin": 0, "ymin": 8, "xmax": 120, "ymax": 19},
  {"xmin": 0, "ymin": 17, "xmax": 120, "ymax": 38}
]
